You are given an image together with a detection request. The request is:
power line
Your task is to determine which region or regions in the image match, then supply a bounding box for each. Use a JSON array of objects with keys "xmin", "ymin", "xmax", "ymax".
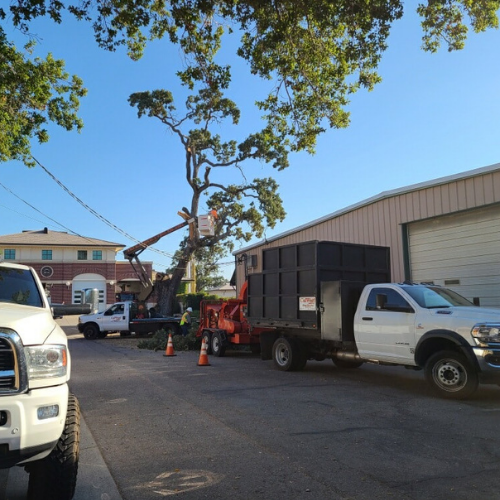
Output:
[
  {"xmin": 0, "ymin": 202, "xmax": 62, "ymax": 229},
  {"xmin": 32, "ymin": 156, "xmax": 177, "ymax": 259},
  {"xmin": 0, "ymin": 182, "xmax": 92, "ymax": 240}
]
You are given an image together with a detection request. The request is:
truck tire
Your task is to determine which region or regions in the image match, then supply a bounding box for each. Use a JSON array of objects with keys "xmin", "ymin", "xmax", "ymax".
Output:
[
  {"xmin": 211, "ymin": 331, "xmax": 226, "ymax": 357},
  {"xmin": 273, "ymin": 337, "xmax": 299, "ymax": 371},
  {"xmin": 97, "ymin": 331, "xmax": 108, "ymax": 339},
  {"xmin": 332, "ymin": 358, "xmax": 364, "ymax": 369},
  {"xmin": 202, "ymin": 331, "xmax": 212, "ymax": 355},
  {"xmin": 425, "ymin": 350, "xmax": 478, "ymax": 399},
  {"xmin": 27, "ymin": 394, "xmax": 80, "ymax": 500},
  {"xmin": 83, "ymin": 323, "xmax": 99, "ymax": 340}
]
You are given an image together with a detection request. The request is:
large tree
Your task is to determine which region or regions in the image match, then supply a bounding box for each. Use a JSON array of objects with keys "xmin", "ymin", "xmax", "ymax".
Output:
[{"xmin": 127, "ymin": 78, "xmax": 287, "ymax": 312}]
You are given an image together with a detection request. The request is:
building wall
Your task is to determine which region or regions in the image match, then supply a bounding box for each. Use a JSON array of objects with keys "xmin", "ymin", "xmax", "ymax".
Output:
[{"xmin": 235, "ymin": 167, "xmax": 500, "ymax": 292}]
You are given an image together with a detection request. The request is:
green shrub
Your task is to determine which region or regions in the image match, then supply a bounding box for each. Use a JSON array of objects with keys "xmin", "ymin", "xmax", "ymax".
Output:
[{"xmin": 176, "ymin": 293, "xmax": 220, "ymax": 311}]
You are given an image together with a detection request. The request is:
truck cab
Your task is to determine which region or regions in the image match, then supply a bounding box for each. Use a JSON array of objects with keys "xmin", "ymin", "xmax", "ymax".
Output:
[{"xmin": 351, "ymin": 282, "xmax": 500, "ymax": 398}]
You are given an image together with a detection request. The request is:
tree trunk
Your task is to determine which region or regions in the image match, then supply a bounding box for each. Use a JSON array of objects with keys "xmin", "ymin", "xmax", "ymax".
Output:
[{"xmin": 156, "ymin": 254, "xmax": 192, "ymax": 316}]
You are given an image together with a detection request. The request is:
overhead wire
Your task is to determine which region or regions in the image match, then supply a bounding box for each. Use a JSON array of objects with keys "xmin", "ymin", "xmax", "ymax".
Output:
[
  {"xmin": 5, "ymin": 157, "xmax": 234, "ymax": 272},
  {"xmin": 0, "ymin": 182, "xmax": 97, "ymax": 243},
  {"xmin": 0, "ymin": 202, "xmax": 62, "ymax": 229},
  {"xmin": 32, "ymin": 156, "xmax": 177, "ymax": 259}
]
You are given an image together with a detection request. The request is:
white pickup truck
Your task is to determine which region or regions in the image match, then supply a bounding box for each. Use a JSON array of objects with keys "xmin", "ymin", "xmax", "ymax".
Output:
[
  {"xmin": 257, "ymin": 281, "xmax": 500, "ymax": 399},
  {"xmin": 78, "ymin": 301, "xmax": 181, "ymax": 339},
  {"xmin": 0, "ymin": 262, "xmax": 79, "ymax": 499}
]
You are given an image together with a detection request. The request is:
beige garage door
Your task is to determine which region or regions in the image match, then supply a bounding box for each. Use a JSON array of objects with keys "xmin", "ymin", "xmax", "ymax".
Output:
[{"xmin": 408, "ymin": 204, "xmax": 500, "ymax": 307}]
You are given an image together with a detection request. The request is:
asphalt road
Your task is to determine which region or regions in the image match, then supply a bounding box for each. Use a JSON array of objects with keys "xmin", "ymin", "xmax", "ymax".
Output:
[
  {"xmin": 71, "ymin": 332, "xmax": 500, "ymax": 500},
  {"xmin": 6, "ymin": 322, "xmax": 500, "ymax": 500}
]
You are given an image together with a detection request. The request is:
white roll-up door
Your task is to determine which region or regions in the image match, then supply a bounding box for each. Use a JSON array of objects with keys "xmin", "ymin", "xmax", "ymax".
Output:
[
  {"xmin": 72, "ymin": 273, "xmax": 106, "ymax": 312},
  {"xmin": 408, "ymin": 204, "xmax": 500, "ymax": 308}
]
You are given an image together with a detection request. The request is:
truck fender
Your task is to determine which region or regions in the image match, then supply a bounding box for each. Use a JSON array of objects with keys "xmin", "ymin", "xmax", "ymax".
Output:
[
  {"xmin": 414, "ymin": 330, "xmax": 478, "ymax": 370},
  {"xmin": 260, "ymin": 331, "xmax": 279, "ymax": 361}
]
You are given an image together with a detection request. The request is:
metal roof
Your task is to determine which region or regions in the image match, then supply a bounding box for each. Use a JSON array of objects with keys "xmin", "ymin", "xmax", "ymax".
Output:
[
  {"xmin": 0, "ymin": 228, "xmax": 125, "ymax": 249},
  {"xmin": 234, "ymin": 162, "xmax": 500, "ymax": 254}
]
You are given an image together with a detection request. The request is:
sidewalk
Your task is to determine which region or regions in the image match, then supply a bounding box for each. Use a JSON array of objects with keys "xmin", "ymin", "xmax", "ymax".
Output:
[{"xmin": 3, "ymin": 413, "xmax": 122, "ymax": 500}]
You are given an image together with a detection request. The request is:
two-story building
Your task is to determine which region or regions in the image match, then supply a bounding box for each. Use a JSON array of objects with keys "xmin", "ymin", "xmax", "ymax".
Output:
[{"xmin": 0, "ymin": 228, "xmax": 154, "ymax": 311}]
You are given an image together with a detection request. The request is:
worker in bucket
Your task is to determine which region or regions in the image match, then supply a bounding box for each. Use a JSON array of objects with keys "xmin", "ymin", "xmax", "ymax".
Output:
[{"xmin": 180, "ymin": 307, "xmax": 193, "ymax": 336}]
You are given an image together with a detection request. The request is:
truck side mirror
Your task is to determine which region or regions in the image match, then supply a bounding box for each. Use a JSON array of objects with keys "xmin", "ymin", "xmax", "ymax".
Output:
[{"xmin": 375, "ymin": 294, "xmax": 387, "ymax": 310}]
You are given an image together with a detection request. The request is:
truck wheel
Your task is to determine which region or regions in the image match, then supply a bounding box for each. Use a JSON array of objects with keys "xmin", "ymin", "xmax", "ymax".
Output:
[
  {"xmin": 97, "ymin": 331, "xmax": 107, "ymax": 339},
  {"xmin": 425, "ymin": 350, "xmax": 478, "ymax": 399},
  {"xmin": 211, "ymin": 331, "xmax": 226, "ymax": 357},
  {"xmin": 202, "ymin": 331, "xmax": 212, "ymax": 355},
  {"xmin": 83, "ymin": 324, "xmax": 99, "ymax": 340},
  {"xmin": 27, "ymin": 394, "xmax": 80, "ymax": 500},
  {"xmin": 273, "ymin": 337, "xmax": 298, "ymax": 371},
  {"xmin": 332, "ymin": 358, "xmax": 364, "ymax": 369}
]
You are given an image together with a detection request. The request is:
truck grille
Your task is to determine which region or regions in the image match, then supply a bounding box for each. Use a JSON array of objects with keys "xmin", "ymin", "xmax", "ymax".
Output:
[
  {"xmin": 0, "ymin": 339, "xmax": 15, "ymax": 389},
  {"xmin": 0, "ymin": 331, "xmax": 27, "ymax": 394}
]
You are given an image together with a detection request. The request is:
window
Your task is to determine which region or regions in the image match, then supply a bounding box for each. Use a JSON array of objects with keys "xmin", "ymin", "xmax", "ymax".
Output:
[
  {"xmin": 366, "ymin": 288, "xmax": 412, "ymax": 312},
  {"xmin": 77, "ymin": 250, "xmax": 87, "ymax": 260},
  {"xmin": 4, "ymin": 249, "xmax": 15, "ymax": 260},
  {"xmin": 42, "ymin": 250, "xmax": 52, "ymax": 260},
  {"xmin": 92, "ymin": 250, "xmax": 102, "ymax": 261},
  {"xmin": 0, "ymin": 266, "xmax": 43, "ymax": 307},
  {"xmin": 403, "ymin": 285, "xmax": 473, "ymax": 308}
]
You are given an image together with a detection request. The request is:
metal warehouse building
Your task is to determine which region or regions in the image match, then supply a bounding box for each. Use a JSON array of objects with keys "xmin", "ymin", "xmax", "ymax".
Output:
[{"xmin": 234, "ymin": 162, "xmax": 500, "ymax": 308}]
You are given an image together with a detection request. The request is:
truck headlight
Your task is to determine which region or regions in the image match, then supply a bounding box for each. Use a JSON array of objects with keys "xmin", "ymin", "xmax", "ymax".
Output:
[
  {"xmin": 471, "ymin": 323, "xmax": 500, "ymax": 346},
  {"xmin": 25, "ymin": 345, "xmax": 67, "ymax": 379}
]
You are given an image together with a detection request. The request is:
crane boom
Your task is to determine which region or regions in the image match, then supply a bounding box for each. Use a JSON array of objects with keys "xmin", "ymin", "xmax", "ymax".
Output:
[
  {"xmin": 122, "ymin": 218, "xmax": 194, "ymax": 300},
  {"xmin": 123, "ymin": 220, "xmax": 189, "ymax": 260}
]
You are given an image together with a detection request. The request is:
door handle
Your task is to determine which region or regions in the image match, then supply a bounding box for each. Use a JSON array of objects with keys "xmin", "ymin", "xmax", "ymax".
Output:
[{"xmin": 362, "ymin": 317, "xmax": 373, "ymax": 321}]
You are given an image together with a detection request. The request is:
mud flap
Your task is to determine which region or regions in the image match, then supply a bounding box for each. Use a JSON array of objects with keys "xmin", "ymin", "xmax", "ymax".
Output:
[{"xmin": 260, "ymin": 332, "xmax": 278, "ymax": 360}]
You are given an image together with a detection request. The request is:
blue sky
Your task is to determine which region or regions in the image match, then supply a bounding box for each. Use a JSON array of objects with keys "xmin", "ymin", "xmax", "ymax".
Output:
[{"xmin": 2, "ymin": 8, "xmax": 500, "ymax": 280}]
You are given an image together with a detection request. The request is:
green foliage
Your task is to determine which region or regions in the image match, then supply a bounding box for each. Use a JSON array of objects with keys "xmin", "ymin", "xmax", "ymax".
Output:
[
  {"xmin": 176, "ymin": 292, "xmax": 218, "ymax": 311},
  {"xmin": 0, "ymin": 30, "xmax": 87, "ymax": 167},
  {"xmin": 6, "ymin": 1, "xmax": 499, "ymax": 165},
  {"xmin": 3, "ymin": 1, "xmax": 499, "ymax": 171},
  {"xmin": 137, "ymin": 328, "xmax": 200, "ymax": 351},
  {"xmin": 417, "ymin": 1, "xmax": 500, "ymax": 52},
  {"xmin": 167, "ymin": 245, "xmax": 227, "ymax": 292}
]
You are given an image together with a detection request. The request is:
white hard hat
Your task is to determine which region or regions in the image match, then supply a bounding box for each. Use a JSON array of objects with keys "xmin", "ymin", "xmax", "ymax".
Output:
[{"xmin": 187, "ymin": 307, "xmax": 193, "ymax": 312}]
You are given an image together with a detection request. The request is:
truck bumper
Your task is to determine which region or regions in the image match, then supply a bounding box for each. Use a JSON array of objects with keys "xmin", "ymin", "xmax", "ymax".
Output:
[
  {"xmin": 473, "ymin": 346, "xmax": 500, "ymax": 384},
  {"xmin": 0, "ymin": 384, "xmax": 69, "ymax": 468}
]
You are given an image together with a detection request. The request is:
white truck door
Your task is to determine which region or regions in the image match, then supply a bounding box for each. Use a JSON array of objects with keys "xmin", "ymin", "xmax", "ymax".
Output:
[
  {"xmin": 355, "ymin": 286, "xmax": 417, "ymax": 364},
  {"xmin": 100, "ymin": 303, "xmax": 128, "ymax": 331}
]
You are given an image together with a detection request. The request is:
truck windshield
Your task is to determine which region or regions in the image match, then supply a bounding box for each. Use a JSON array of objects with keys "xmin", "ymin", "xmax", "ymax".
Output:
[
  {"xmin": 402, "ymin": 285, "xmax": 474, "ymax": 309},
  {"xmin": 0, "ymin": 267, "xmax": 44, "ymax": 308}
]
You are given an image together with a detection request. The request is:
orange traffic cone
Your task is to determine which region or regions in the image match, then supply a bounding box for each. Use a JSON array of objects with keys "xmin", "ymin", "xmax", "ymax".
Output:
[
  {"xmin": 163, "ymin": 333, "xmax": 176, "ymax": 357},
  {"xmin": 197, "ymin": 338, "xmax": 211, "ymax": 366}
]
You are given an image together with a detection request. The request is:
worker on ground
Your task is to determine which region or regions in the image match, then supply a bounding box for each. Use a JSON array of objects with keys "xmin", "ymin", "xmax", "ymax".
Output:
[{"xmin": 180, "ymin": 307, "xmax": 193, "ymax": 336}]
